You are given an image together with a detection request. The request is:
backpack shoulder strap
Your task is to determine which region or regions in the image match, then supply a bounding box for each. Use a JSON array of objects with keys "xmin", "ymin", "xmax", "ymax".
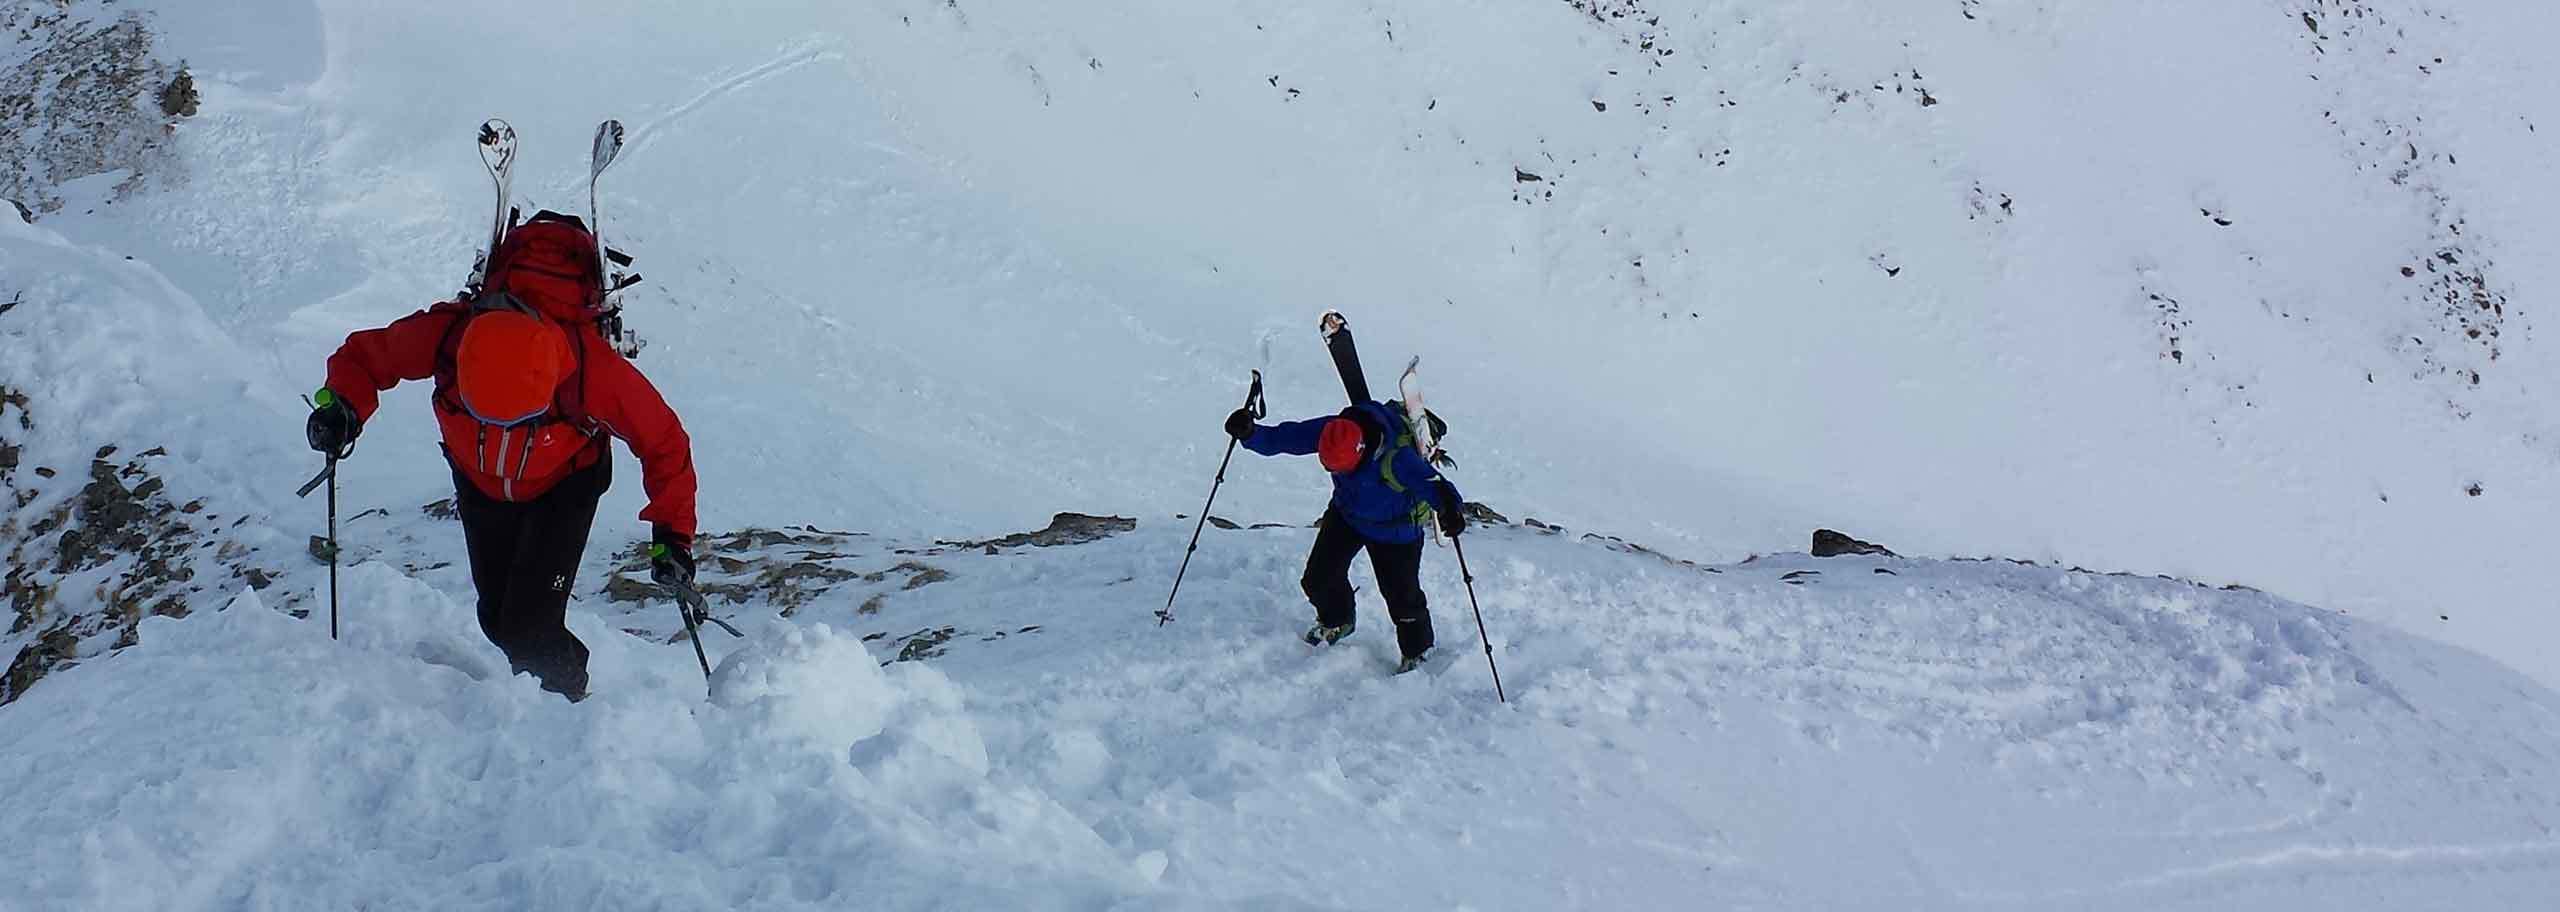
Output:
[
  {"xmin": 429, "ymin": 300, "xmax": 475, "ymax": 407},
  {"xmin": 554, "ymin": 325, "xmax": 600, "ymax": 434}
]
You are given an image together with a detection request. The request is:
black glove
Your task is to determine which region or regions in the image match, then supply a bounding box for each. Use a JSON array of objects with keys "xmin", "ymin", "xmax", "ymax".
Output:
[
  {"xmin": 305, "ymin": 389, "xmax": 361, "ymax": 455},
  {"xmin": 1434, "ymin": 483, "xmax": 1466, "ymax": 538},
  {"xmin": 650, "ymin": 526, "xmax": 696, "ymax": 586},
  {"xmin": 1224, "ymin": 407, "xmax": 1258, "ymax": 441}
]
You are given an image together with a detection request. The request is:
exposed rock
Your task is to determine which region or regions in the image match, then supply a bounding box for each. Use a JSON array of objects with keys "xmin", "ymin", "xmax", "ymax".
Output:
[
  {"xmin": 892, "ymin": 626, "xmax": 958, "ymax": 663},
  {"xmin": 155, "ymin": 64, "xmax": 196, "ymax": 117},
  {"xmin": 4, "ymin": 626, "xmax": 77, "ymax": 703},
  {"xmin": 56, "ymin": 458, "xmax": 154, "ymax": 573},
  {"xmin": 950, "ymin": 512, "xmax": 1137, "ymax": 550},
  {"xmin": 1811, "ymin": 529, "xmax": 1897, "ymax": 558}
]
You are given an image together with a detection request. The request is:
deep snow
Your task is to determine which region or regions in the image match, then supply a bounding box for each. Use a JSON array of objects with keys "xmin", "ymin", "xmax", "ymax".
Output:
[{"xmin": 6, "ymin": 517, "xmax": 2558, "ymax": 910}]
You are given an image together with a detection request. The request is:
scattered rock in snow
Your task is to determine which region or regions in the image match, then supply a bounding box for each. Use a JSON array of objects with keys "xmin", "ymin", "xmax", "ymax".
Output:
[{"xmin": 3, "ymin": 404, "xmax": 281, "ymax": 704}]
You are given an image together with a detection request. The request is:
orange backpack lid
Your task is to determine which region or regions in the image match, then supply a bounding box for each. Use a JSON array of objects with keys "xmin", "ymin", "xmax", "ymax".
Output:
[{"xmin": 455, "ymin": 310, "xmax": 573, "ymax": 425}]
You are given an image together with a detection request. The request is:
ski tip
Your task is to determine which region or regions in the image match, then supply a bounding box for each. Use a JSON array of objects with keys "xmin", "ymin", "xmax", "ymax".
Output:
[
  {"xmin": 1319, "ymin": 309, "xmax": 1347, "ymax": 337},
  {"xmin": 592, "ymin": 119, "xmax": 626, "ymax": 160}
]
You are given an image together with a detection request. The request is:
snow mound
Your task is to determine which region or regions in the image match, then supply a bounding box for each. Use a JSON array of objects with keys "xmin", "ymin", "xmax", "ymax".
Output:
[{"xmin": 0, "ymin": 565, "xmax": 1155, "ymax": 910}]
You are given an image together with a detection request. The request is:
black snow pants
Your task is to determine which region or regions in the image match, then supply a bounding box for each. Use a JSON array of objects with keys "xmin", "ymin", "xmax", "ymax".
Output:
[
  {"xmin": 1302, "ymin": 508, "xmax": 1435, "ymax": 659},
  {"xmin": 452, "ymin": 454, "xmax": 609, "ymax": 699}
]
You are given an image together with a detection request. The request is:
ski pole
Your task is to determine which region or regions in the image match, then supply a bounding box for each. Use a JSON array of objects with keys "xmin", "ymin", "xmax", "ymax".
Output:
[
  {"xmin": 1450, "ymin": 536, "xmax": 1506, "ymax": 702},
  {"xmin": 325, "ymin": 459, "xmax": 339, "ymax": 640},
  {"xmin": 295, "ymin": 428, "xmax": 348, "ymax": 640},
  {"xmin": 676, "ymin": 582, "xmax": 712, "ymax": 680},
  {"xmin": 1159, "ymin": 371, "xmax": 1264, "ymax": 626}
]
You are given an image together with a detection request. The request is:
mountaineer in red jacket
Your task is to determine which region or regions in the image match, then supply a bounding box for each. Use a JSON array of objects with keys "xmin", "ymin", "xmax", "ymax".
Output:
[{"xmin": 304, "ymin": 212, "xmax": 696, "ymax": 701}]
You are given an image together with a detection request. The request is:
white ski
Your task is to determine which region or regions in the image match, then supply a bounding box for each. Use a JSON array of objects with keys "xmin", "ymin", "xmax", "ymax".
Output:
[
  {"xmin": 586, "ymin": 119, "xmax": 647, "ymax": 358},
  {"xmin": 587, "ymin": 119, "xmax": 624, "ymax": 300},
  {"xmin": 472, "ymin": 118, "xmax": 518, "ymax": 292}
]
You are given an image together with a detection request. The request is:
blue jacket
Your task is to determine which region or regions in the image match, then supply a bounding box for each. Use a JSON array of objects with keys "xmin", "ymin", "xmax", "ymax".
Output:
[{"xmin": 1243, "ymin": 401, "xmax": 1460, "ymax": 545}]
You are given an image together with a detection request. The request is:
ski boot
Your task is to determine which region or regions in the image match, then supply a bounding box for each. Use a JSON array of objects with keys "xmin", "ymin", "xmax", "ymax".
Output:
[
  {"xmin": 1394, "ymin": 650, "xmax": 1431, "ymax": 675},
  {"xmin": 1303, "ymin": 622, "xmax": 1355, "ymax": 646}
]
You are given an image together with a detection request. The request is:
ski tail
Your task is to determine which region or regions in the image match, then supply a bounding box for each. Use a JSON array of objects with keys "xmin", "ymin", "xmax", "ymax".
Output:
[{"xmin": 1398, "ymin": 356, "xmax": 1439, "ymax": 462}]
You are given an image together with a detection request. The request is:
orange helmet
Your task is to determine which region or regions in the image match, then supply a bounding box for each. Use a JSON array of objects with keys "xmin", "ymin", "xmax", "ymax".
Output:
[
  {"xmin": 455, "ymin": 310, "xmax": 572, "ymax": 425},
  {"xmin": 1318, "ymin": 417, "xmax": 1369, "ymax": 473}
]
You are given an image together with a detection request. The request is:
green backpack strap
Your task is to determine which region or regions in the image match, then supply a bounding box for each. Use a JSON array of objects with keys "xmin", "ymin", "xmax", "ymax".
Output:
[{"xmin": 1376, "ymin": 429, "xmax": 1435, "ymax": 527}]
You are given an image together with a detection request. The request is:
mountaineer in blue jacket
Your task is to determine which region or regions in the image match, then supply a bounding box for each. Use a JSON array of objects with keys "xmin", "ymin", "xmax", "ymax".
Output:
[{"xmin": 1226, "ymin": 400, "xmax": 1466, "ymax": 673}]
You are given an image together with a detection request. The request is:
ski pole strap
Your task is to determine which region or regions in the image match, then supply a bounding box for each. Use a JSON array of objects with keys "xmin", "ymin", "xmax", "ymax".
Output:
[
  {"xmin": 673, "ymin": 579, "xmax": 743, "ymax": 637},
  {"xmin": 295, "ymin": 459, "xmax": 335, "ymax": 499}
]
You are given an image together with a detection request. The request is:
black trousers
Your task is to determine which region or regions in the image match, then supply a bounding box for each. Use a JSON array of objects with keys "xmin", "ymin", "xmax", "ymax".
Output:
[
  {"xmin": 452, "ymin": 454, "xmax": 609, "ymax": 698},
  {"xmin": 1302, "ymin": 508, "xmax": 1434, "ymax": 659}
]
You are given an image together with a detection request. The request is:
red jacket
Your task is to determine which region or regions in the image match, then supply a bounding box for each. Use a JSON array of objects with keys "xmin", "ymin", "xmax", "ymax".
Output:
[{"xmin": 324, "ymin": 303, "xmax": 698, "ymax": 538}]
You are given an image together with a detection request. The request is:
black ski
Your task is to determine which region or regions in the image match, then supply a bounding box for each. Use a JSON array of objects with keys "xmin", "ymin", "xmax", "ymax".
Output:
[{"xmin": 1318, "ymin": 309, "xmax": 1371, "ymax": 405}]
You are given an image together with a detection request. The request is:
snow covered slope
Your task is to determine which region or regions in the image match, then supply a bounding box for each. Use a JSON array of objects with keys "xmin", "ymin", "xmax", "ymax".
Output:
[
  {"xmin": 6, "ymin": 518, "xmax": 2558, "ymax": 910},
  {"xmin": 13, "ymin": 0, "xmax": 2552, "ymax": 686}
]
